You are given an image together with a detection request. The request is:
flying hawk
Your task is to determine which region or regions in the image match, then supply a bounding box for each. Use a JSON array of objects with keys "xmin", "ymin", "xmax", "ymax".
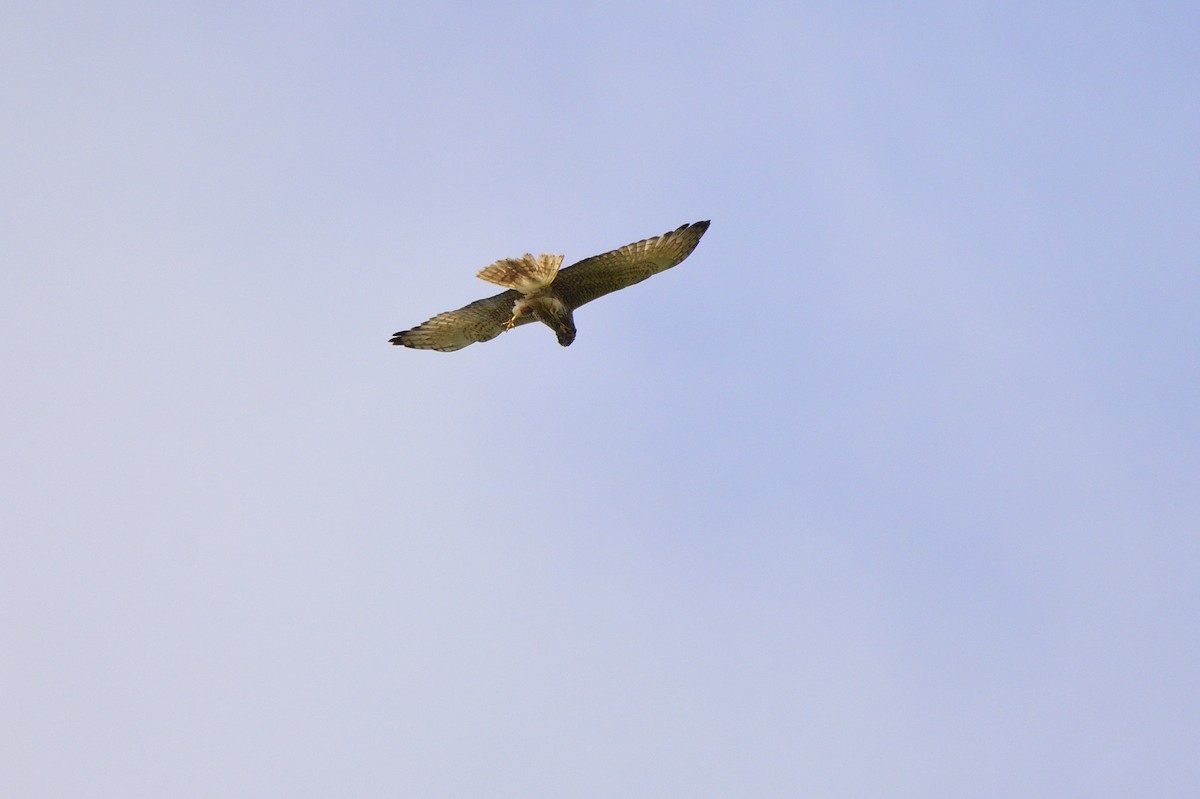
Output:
[{"xmin": 390, "ymin": 221, "xmax": 710, "ymax": 351}]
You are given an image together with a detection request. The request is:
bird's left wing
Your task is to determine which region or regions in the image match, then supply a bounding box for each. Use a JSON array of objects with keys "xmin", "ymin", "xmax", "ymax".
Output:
[{"xmin": 390, "ymin": 290, "xmax": 533, "ymax": 351}]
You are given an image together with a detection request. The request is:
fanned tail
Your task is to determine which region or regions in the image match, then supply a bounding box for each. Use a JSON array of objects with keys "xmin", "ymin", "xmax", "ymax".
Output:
[{"xmin": 476, "ymin": 253, "xmax": 564, "ymax": 293}]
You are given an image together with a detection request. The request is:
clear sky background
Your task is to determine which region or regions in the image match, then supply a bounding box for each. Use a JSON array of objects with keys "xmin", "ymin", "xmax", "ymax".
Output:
[{"xmin": 3, "ymin": 2, "xmax": 1198, "ymax": 796}]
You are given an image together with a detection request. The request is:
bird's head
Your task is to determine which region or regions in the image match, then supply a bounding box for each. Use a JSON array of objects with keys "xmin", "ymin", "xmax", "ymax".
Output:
[
  {"xmin": 534, "ymin": 300, "xmax": 576, "ymax": 347},
  {"xmin": 554, "ymin": 319, "xmax": 577, "ymax": 347}
]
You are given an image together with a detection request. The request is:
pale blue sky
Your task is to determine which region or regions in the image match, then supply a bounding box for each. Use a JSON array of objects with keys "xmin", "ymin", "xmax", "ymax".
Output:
[{"xmin": 3, "ymin": 2, "xmax": 1198, "ymax": 796}]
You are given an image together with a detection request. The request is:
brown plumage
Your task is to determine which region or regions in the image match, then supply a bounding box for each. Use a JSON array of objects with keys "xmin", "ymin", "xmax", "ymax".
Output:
[{"xmin": 390, "ymin": 221, "xmax": 710, "ymax": 352}]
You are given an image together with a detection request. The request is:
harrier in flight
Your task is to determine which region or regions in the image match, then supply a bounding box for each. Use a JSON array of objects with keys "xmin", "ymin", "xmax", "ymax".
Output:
[{"xmin": 390, "ymin": 221, "xmax": 710, "ymax": 351}]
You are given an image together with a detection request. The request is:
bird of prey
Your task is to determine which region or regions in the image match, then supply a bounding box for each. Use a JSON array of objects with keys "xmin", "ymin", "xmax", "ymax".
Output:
[{"xmin": 390, "ymin": 221, "xmax": 710, "ymax": 351}]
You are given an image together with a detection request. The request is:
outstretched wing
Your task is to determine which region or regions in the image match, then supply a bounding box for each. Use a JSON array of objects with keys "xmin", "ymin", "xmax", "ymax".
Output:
[
  {"xmin": 553, "ymin": 221, "xmax": 710, "ymax": 310},
  {"xmin": 390, "ymin": 290, "xmax": 534, "ymax": 352}
]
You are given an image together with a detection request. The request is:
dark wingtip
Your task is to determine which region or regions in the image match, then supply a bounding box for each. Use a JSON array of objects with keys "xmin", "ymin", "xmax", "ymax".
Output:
[{"xmin": 676, "ymin": 220, "xmax": 710, "ymax": 238}]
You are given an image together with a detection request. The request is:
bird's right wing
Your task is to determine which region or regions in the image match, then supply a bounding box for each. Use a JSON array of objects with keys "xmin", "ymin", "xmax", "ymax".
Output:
[
  {"xmin": 552, "ymin": 221, "xmax": 710, "ymax": 310},
  {"xmin": 390, "ymin": 290, "xmax": 533, "ymax": 351}
]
